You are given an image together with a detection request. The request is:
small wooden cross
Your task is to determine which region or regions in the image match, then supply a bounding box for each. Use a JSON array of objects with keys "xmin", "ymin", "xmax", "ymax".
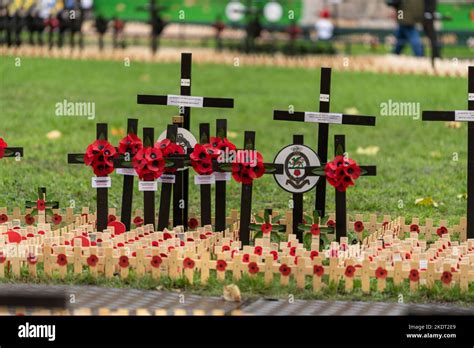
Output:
[
  {"xmin": 273, "ymin": 67, "xmax": 376, "ymax": 218},
  {"xmin": 25, "ymin": 187, "xmax": 59, "ymax": 222},
  {"xmin": 137, "ymin": 53, "xmax": 234, "ymax": 228},
  {"xmin": 422, "ymin": 66, "xmax": 474, "ymax": 238}
]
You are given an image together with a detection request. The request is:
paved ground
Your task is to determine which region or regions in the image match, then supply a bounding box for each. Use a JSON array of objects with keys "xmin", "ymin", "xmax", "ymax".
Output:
[{"xmin": 0, "ymin": 284, "xmax": 473, "ymax": 316}]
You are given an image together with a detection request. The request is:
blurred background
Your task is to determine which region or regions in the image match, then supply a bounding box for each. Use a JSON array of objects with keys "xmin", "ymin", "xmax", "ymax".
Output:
[{"xmin": 0, "ymin": 0, "xmax": 472, "ymax": 58}]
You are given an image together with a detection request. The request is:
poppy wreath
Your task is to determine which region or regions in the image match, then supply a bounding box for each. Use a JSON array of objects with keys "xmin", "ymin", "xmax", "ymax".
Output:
[
  {"xmin": 299, "ymin": 211, "xmax": 333, "ymax": 250},
  {"xmin": 250, "ymin": 209, "xmax": 285, "ymax": 243},
  {"xmin": 118, "ymin": 133, "xmax": 143, "ymax": 158},
  {"xmin": 324, "ymin": 155, "xmax": 361, "ymax": 192},
  {"xmin": 155, "ymin": 139, "xmax": 185, "ymax": 173},
  {"xmin": 84, "ymin": 139, "xmax": 117, "ymax": 176},
  {"xmin": 132, "ymin": 146, "xmax": 166, "ymax": 181},
  {"xmin": 0, "ymin": 137, "xmax": 8, "ymax": 159},
  {"xmin": 231, "ymin": 150, "xmax": 265, "ymax": 185},
  {"xmin": 190, "ymin": 144, "xmax": 220, "ymax": 175}
]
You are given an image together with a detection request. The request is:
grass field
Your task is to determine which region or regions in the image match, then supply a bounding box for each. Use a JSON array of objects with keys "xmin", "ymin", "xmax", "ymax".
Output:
[{"xmin": 0, "ymin": 55, "xmax": 470, "ymax": 225}]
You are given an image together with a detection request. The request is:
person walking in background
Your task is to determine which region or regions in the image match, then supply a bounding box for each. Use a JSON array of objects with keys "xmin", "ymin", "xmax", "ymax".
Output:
[
  {"xmin": 388, "ymin": 0, "xmax": 425, "ymax": 57},
  {"xmin": 314, "ymin": 8, "xmax": 333, "ymax": 41}
]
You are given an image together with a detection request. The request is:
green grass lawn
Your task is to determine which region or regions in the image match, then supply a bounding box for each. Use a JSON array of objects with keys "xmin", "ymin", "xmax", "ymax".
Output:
[{"xmin": 0, "ymin": 55, "xmax": 469, "ymax": 225}]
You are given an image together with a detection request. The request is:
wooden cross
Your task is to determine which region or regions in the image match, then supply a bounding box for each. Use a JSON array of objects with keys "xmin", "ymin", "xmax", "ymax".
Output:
[
  {"xmin": 116, "ymin": 118, "xmax": 139, "ymax": 231},
  {"xmin": 67, "ymin": 123, "xmax": 110, "ymax": 232},
  {"xmin": 422, "ymin": 66, "xmax": 474, "ymax": 238},
  {"xmin": 197, "ymin": 123, "xmax": 213, "ymax": 226},
  {"xmin": 220, "ymin": 131, "xmax": 283, "ymax": 245},
  {"xmin": 215, "ymin": 119, "xmax": 230, "ymax": 232},
  {"xmin": 330, "ymin": 135, "xmax": 377, "ymax": 239},
  {"xmin": 0, "ymin": 142, "xmax": 23, "ymax": 161},
  {"xmin": 25, "ymin": 187, "xmax": 59, "ymax": 211},
  {"xmin": 137, "ymin": 52, "xmax": 234, "ymax": 229},
  {"xmin": 142, "ymin": 127, "xmax": 156, "ymax": 228},
  {"xmin": 273, "ymin": 67, "xmax": 376, "ymax": 218}
]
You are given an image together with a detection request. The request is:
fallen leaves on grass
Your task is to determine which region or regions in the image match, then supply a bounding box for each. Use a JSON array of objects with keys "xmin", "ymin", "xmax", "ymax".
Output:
[
  {"xmin": 445, "ymin": 121, "xmax": 461, "ymax": 129},
  {"xmin": 227, "ymin": 131, "xmax": 238, "ymax": 139},
  {"xmin": 46, "ymin": 130, "xmax": 62, "ymax": 140},
  {"xmin": 457, "ymin": 193, "xmax": 467, "ymax": 200},
  {"xmin": 415, "ymin": 197, "xmax": 439, "ymax": 208},
  {"xmin": 356, "ymin": 146, "xmax": 380, "ymax": 156},
  {"xmin": 223, "ymin": 284, "xmax": 241, "ymax": 302},
  {"xmin": 344, "ymin": 107, "xmax": 359, "ymax": 115},
  {"xmin": 111, "ymin": 127, "xmax": 125, "ymax": 137},
  {"xmin": 430, "ymin": 151, "xmax": 442, "ymax": 158}
]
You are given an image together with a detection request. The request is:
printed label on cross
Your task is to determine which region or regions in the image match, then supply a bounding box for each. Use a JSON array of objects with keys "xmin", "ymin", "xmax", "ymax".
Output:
[
  {"xmin": 137, "ymin": 53, "xmax": 234, "ymax": 228},
  {"xmin": 67, "ymin": 123, "xmax": 110, "ymax": 231},
  {"xmin": 273, "ymin": 67, "xmax": 376, "ymax": 218},
  {"xmin": 422, "ymin": 66, "xmax": 474, "ymax": 238}
]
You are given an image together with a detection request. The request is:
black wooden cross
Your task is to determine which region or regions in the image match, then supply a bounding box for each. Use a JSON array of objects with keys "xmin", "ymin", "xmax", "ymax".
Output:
[
  {"xmin": 141, "ymin": 127, "xmax": 156, "ymax": 228},
  {"xmin": 157, "ymin": 124, "xmax": 185, "ymax": 230},
  {"xmin": 137, "ymin": 52, "xmax": 234, "ymax": 229},
  {"xmin": 197, "ymin": 123, "xmax": 213, "ymax": 226},
  {"xmin": 215, "ymin": 119, "xmax": 230, "ymax": 232},
  {"xmin": 273, "ymin": 67, "xmax": 376, "ymax": 218},
  {"xmin": 214, "ymin": 131, "xmax": 283, "ymax": 245},
  {"xmin": 67, "ymin": 123, "xmax": 110, "ymax": 232},
  {"xmin": 0, "ymin": 141, "xmax": 23, "ymax": 161},
  {"xmin": 422, "ymin": 66, "xmax": 474, "ymax": 238},
  {"xmin": 25, "ymin": 187, "xmax": 59, "ymax": 211},
  {"xmin": 116, "ymin": 118, "xmax": 139, "ymax": 231},
  {"xmin": 330, "ymin": 135, "xmax": 377, "ymax": 239}
]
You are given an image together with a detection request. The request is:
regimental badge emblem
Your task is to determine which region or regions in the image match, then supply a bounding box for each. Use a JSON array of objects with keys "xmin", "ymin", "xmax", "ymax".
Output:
[
  {"xmin": 273, "ymin": 144, "xmax": 321, "ymax": 193},
  {"xmin": 157, "ymin": 127, "xmax": 197, "ymax": 171}
]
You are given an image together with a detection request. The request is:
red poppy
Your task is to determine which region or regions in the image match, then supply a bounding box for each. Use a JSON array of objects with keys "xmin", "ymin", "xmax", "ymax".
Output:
[
  {"xmin": 327, "ymin": 219, "xmax": 335, "ymax": 228},
  {"xmin": 190, "ymin": 144, "xmax": 220, "ymax": 175},
  {"xmin": 0, "ymin": 252, "xmax": 5, "ymax": 264},
  {"xmin": 248, "ymin": 261, "xmax": 259, "ymax": 274},
  {"xmin": 199, "ymin": 234, "xmax": 207, "ymax": 240},
  {"xmin": 87, "ymin": 255, "xmax": 99, "ymax": 267},
  {"xmin": 52, "ymin": 214, "xmax": 62, "ymax": 225},
  {"xmin": 183, "ymin": 257, "xmax": 195, "ymax": 269},
  {"xmin": 119, "ymin": 255, "xmax": 129, "ymax": 268},
  {"xmin": 410, "ymin": 224, "xmax": 420, "ymax": 233},
  {"xmin": 310, "ymin": 250, "xmax": 319, "ymax": 260},
  {"xmin": 57, "ymin": 253, "xmax": 67, "ymax": 266},
  {"xmin": 270, "ymin": 250, "xmax": 278, "ymax": 260},
  {"xmin": 289, "ymin": 247, "xmax": 296, "ymax": 256},
  {"xmin": 324, "ymin": 155, "xmax": 361, "ymax": 192},
  {"xmin": 133, "ymin": 216, "xmax": 144, "ymax": 227},
  {"xmin": 188, "ymin": 218, "xmax": 199, "ymax": 229},
  {"xmin": 118, "ymin": 133, "xmax": 143, "ymax": 157},
  {"xmin": 150, "ymin": 255, "xmax": 162, "ymax": 268},
  {"xmin": 354, "ymin": 221, "xmax": 364, "ymax": 233},
  {"xmin": 310, "ymin": 224, "xmax": 320, "ymax": 236},
  {"xmin": 84, "ymin": 139, "xmax": 117, "ymax": 176},
  {"xmin": 216, "ymin": 259, "xmax": 227, "ymax": 272},
  {"xmin": 25, "ymin": 214, "xmax": 35, "ymax": 225},
  {"xmin": 0, "ymin": 214, "xmax": 8, "ymax": 223},
  {"xmin": 0, "ymin": 137, "xmax": 8, "ymax": 159},
  {"xmin": 409, "ymin": 269, "xmax": 419, "ymax": 282},
  {"xmin": 375, "ymin": 267, "xmax": 388, "ymax": 279},
  {"xmin": 222, "ymin": 245, "xmax": 230, "ymax": 252},
  {"xmin": 441, "ymin": 271, "xmax": 452, "ymax": 285},
  {"xmin": 156, "ymin": 139, "xmax": 185, "ymax": 173},
  {"xmin": 242, "ymin": 254, "xmax": 250, "ymax": 263},
  {"xmin": 279, "ymin": 264, "xmax": 291, "ymax": 276},
  {"xmin": 163, "ymin": 232, "xmax": 172, "ymax": 240},
  {"xmin": 209, "ymin": 137, "xmax": 236, "ymax": 152},
  {"xmin": 132, "ymin": 146, "xmax": 166, "ymax": 181},
  {"xmin": 106, "ymin": 215, "xmax": 116, "ymax": 223},
  {"xmin": 36, "ymin": 199, "xmax": 46, "ymax": 211},
  {"xmin": 231, "ymin": 151, "xmax": 265, "ymax": 185},
  {"xmin": 261, "ymin": 222, "xmax": 272, "ymax": 234},
  {"xmin": 254, "ymin": 246, "xmax": 263, "ymax": 255},
  {"xmin": 27, "ymin": 253, "xmax": 37, "ymax": 265},
  {"xmin": 436, "ymin": 226, "xmax": 448, "ymax": 237},
  {"xmin": 344, "ymin": 265, "xmax": 356, "ymax": 278},
  {"xmin": 313, "ymin": 265, "xmax": 324, "ymax": 277}
]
